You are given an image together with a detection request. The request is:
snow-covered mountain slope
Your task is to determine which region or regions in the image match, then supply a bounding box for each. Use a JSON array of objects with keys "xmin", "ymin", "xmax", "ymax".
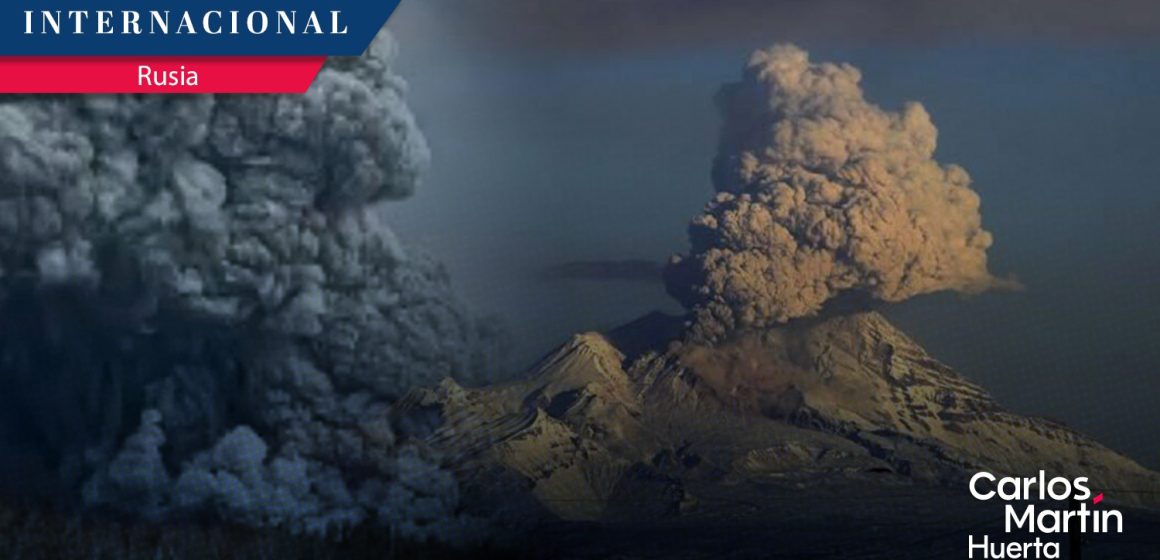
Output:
[{"xmin": 404, "ymin": 312, "xmax": 1160, "ymax": 521}]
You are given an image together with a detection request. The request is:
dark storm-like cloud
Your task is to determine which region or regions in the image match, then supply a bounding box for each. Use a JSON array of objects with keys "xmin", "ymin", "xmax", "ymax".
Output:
[
  {"xmin": 410, "ymin": 0, "xmax": 1160, "ymax": 52},
  {"xmin": 0, "ymin": 30, "xmax": 499, "ymax": 541}
]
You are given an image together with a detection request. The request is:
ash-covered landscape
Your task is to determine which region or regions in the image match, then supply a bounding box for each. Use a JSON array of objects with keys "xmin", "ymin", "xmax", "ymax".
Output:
[{"xmin": 2, "ymin": 1, "xmax": 1160, "ymax": 559}]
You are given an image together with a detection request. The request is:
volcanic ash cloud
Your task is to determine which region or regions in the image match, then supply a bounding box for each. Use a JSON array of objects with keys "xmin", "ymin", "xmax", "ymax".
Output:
[
  {"xmin": 0, "ymin": 30, "xmax": 500, "ymax": 541},
  {"xmin": 666, "ymin": 45, "xmax": 1013, "ymax": 339}
]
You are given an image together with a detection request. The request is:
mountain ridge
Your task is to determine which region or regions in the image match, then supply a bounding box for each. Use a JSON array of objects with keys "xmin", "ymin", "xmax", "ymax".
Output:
[{"xmin": 405, "ymin": 311, "xmax": 1160, "ymax": 523}]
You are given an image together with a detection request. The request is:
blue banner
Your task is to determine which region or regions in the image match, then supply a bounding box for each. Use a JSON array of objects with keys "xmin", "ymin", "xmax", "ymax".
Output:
[{"xmin": 10, "ymin": 1, "xmax": 401, "ymax": 56}]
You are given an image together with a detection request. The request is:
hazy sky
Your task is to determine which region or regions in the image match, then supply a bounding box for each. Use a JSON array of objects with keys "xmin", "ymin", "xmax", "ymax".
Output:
[{"xmin": 385, "ymin": 1, "xmax": 1160, "ymax": 468}]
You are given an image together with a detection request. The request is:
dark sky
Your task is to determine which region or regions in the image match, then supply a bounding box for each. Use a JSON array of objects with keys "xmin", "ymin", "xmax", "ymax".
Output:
[{"xmin": 384, "ymin": 1, "xmax": 1160, "ymax": 469}]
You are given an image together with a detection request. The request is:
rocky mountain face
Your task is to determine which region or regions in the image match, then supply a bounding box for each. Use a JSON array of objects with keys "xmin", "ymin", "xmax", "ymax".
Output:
[{"xmin": 403, "ymin": 312, "xmax": 1160, "ymax": 524}]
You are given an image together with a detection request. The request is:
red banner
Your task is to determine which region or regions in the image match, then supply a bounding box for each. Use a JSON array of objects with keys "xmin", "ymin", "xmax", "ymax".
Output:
[{"xmin": 0, "ymin": 57, "xmax": 326, "ymax": 93}]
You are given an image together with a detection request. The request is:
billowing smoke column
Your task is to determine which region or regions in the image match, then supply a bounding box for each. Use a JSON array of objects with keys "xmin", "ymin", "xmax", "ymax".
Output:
[
  {"xmin": 666, "ymin": 45, "xmax": 1012, "ymax": 340},
  {"xmin": 0, "ymin": 31, "xmax": 500, "ymax": 541}
]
